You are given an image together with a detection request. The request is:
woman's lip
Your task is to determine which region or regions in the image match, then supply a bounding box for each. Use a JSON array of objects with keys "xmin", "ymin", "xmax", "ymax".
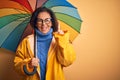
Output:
[{"xmin": 41, "ymin": 27, "xmax": 47, "ymax": 31}]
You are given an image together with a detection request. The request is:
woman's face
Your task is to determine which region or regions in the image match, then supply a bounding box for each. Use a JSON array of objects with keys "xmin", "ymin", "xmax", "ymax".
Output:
[{"xmin": 36, "ymin": 11, "xmax": 52, "ymax": 34}]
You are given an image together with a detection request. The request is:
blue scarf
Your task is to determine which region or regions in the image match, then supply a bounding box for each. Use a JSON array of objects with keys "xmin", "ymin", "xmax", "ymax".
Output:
[{"xmin": 35, "ymin": 28, "xmax": 53, "ymax": 80}]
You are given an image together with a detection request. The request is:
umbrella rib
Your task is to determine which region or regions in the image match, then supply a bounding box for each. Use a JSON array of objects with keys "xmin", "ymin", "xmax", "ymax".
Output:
[
  {"xmin": 49, "ymin": 5, "xmax": 76, "ymax": 9},
  {"xmin": 55, "ymin": 13, "xmax": 82, "ymax": 33},
  {"xmin": 58, "ymin": 19, "xmax": 81, "ymax": 33},
  {"xmin": 1, "ymin": 15, "xmax": 28, "ymax": 44},
  {"xmin": 13, "ymin": 5, "xmax": 31, "ymax": 14},
  {"xmin": 11, "ymin": 17, "xmax": 30, "ymax": 42},
  {"xmin": 0, "ymin": 7, "xmax": 31, "ymax": 19},
  {"xmin": 1, "ymin": 17, "xmax": 30, "ymax": 51},
  {"xmin": 27, "ymin": 0, "xmax": 33, "ymax": 12},
  {"xmin": 54, "ymin": 12, "xmax": 82, "ymax": 22},
  {"xmin": 50, "ymin": 6, "xmax": 81, "ymax": 20},
  {"xmin": 13, "ymin": 8, "xmax": 31, "ymax": 17},
  {"xmin": 43, "ymin": 0, "xmax": 76, "ymax": 9},
  {"xmin": 14, "ymin": 14, "xmax": 30, "ymax": 21},
  {"xmin": 0, "ymin": 14, "xmax": 30, "ymax": 29}
]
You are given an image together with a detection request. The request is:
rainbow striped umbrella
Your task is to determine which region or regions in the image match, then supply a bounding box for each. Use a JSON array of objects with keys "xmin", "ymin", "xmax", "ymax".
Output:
[{"xmin": 0, "ymin": 0, "xmax": 82, "ymax": 52}]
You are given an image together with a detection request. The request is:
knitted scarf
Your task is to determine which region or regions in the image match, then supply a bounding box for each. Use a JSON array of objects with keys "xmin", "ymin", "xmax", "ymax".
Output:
[{"xmin": 35, "ymin": 28, "xmax": 53, "ymax": 80}]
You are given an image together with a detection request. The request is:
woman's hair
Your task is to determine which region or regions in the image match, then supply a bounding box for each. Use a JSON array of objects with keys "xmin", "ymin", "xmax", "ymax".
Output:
[{"xmin": 30, "ymin": 7, "xmax": 58, "ymax": 32}]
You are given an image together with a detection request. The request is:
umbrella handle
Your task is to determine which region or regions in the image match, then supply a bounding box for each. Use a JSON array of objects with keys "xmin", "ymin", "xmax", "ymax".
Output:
[
  {"xmin": 23, "ymin": 65, "xmax": 37, "ymax": 76},
  {"xmin": 23, "ymin": 28, "xmax": 37, "ymax": 76}
]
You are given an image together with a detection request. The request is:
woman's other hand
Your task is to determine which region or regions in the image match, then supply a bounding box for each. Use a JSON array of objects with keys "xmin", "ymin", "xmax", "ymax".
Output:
[
  {"xmin": 57, "ymin": 23, "xmax": 64, "ymax": 35},
  {"xmin": 28, "ymin": 58, "xmax": 39, "ymax": 68}
]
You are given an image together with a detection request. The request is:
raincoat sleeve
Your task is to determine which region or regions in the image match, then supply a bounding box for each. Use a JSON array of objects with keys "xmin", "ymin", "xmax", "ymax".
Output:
[
  {"xmin": 53, "ymin": 30, "xmax": 76, "ymax": 67},
  {"xmin": 14, "ymin": 38, "xmax": 34, "ymax": 75}
]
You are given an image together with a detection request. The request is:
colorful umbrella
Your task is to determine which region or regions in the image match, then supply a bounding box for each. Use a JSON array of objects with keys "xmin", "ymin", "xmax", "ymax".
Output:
[{"xmin": 0, "ymin": 0, "xmax": 82, "ymax": 52}]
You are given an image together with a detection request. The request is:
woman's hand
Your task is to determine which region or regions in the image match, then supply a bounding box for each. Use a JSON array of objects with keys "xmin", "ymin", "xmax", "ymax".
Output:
[
  {"xmin": 57, "ymin": 23, "xmax": 64, "ymax": 34},
  {"xmin": 28, "ymin": 58, "xmax": 39, "ymax": 68}
]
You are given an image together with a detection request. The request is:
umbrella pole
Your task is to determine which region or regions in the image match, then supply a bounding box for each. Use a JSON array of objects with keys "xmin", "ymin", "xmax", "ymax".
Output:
[{"xmin": 23, "ymin": 28, "xmax": 37, "ymax": 76}]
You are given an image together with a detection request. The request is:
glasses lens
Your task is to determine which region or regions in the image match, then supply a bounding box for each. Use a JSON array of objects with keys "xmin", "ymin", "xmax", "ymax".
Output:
[
  {"xmin": 37, "ymin": 19, "xmax": 43, "ymax": 23},
  {"xmin": 37, "ymin": 18, "xmax": 52, "ymax": 24},
  {"xmin": 44, "ymin": 18, "xmax": 51, "ymax": 24}
]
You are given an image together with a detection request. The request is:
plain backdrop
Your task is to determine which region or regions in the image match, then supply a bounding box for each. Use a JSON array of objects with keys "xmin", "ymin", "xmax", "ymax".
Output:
[{"xmin": 64, "ymin": 0, "xmax": 120, "ymax": 80}]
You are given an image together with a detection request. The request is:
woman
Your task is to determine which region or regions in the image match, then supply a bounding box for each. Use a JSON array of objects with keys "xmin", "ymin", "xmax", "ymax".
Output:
[{"xmin": 14, "ymin": 7, "xmax": 76, "ymax": 80}]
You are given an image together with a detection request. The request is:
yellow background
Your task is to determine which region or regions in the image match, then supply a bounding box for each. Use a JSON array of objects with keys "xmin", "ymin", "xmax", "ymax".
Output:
[
  {"xmin": 65, "ymin": 0, "xmax": 120, "ymax": 80},
  {"xmin": 0, "ymin": 0, "xmax": 120, "ymax": 80}
]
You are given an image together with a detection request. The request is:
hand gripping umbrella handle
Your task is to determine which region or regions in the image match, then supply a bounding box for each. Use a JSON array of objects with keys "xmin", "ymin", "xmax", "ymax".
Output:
[
  {"xmin": 23, "ymin": 28, "xmax": 37, "ymax": 76},
  {"xmin": 23, "ymin": 65, "xmax": 37, "ymax": 76}
]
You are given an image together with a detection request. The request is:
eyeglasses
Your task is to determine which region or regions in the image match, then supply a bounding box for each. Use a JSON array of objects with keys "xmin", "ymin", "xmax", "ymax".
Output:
[{"xmin": 37, "ymin": 18, "xmax": 52, "ymax": 24}]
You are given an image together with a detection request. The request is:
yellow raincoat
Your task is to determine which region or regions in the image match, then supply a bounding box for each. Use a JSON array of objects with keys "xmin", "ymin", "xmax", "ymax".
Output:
[{"xmin": 14, "ymin": 31, "xmax": 76, "ymax": 80}]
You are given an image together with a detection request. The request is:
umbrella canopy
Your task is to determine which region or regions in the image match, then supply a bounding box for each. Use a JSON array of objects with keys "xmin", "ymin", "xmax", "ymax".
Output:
[{"xmin": 0, "ymin": 0, "xmax": 82, "ymax": 52}]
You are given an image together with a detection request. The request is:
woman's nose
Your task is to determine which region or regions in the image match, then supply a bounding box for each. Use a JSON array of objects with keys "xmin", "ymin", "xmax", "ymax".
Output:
[{"xmin": 41, "ymin": 21, "xmax": 46, "ymax": 25}]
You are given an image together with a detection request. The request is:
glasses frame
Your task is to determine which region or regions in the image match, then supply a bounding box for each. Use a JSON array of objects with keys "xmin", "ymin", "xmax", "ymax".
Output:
[{"xmin": 37, "ymin": 18, "xmax": 52, "ymax": 24}]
